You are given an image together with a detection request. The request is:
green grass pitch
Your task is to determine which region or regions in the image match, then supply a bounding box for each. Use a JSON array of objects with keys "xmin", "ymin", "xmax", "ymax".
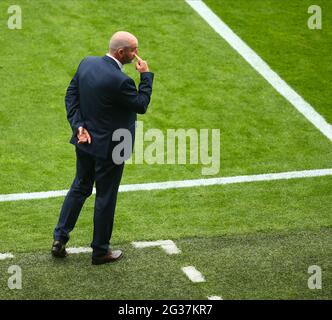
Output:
[{"xmin": 0, "ymin": 0, "xmax": 331, "ymax": 299}]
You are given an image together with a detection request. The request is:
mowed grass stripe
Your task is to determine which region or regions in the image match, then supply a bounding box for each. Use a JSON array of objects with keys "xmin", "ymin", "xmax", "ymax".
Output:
[
  {"xmin": 0, "ymin": 175, "xmax": 331, "ymax": 253},
  {"xmin": 0, "ymin": 230, "xmax": 330, "ymax": 299}
]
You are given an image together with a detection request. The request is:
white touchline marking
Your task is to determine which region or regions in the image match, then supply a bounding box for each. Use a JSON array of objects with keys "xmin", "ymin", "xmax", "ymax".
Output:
[
  {"xmin": 182, "ymin": 266, "xmax": 206, "ymax": 283},
  {"xmin": 0, "ymin": 253, "xmax": 14, "ymax": 260},
  {"xmin": 132, "ymin": 240, "xmax": 181, "ymax": 254},
  {"xmin": 66, "ymin": 247, "xmax": 92, "ymax": 254},
  {"xmin": 185, "ymin": 0, "xmax": 332, "ymax": 142},
  {"xmin": 1, "ymin": 168, "xmax": 332, "ymax": 202},
  {"xmin": 208, "ymin": 296, "xmax": 223, "ymax": 300}
]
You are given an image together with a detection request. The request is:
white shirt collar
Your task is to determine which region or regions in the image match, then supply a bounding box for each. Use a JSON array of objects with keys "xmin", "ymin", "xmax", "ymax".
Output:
[{"xmin": 106, "ymin": 53, "xmax": 123, "ymax": 71}]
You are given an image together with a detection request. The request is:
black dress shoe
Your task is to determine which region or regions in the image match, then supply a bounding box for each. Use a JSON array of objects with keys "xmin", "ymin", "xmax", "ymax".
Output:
[
  {"xmin": 92, "ymin": 250, "xmax": 123, "ymax": 265},
  {"xmin": 51, "ymin": 240, "xmax": 68, "ymax": 258}
]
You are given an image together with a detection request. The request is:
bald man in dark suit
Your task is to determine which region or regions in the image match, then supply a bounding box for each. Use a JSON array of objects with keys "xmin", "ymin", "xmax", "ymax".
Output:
[{"xmin": 52, "ymin": 31, "xmax": 154, "ymax": 265}]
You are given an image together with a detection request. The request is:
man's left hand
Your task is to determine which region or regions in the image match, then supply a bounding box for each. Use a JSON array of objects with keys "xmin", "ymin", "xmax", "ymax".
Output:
[{"xmin": 77, "ymin": 126, "xmax": 91, "ymax": 144}]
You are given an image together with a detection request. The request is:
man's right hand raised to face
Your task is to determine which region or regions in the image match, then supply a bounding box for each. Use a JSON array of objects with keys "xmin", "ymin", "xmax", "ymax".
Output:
[{"xmin": 134, "ymin": 54, "xmax": 149, "ymax": 73}]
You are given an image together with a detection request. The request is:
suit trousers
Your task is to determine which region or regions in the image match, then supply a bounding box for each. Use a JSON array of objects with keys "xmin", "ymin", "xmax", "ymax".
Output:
[{"xmin": 53, "ymin": 147, "xmax": 124, "ymax": 257}]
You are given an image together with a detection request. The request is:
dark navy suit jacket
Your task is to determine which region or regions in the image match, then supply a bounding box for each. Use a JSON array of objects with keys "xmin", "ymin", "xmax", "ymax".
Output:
[{"xmin": 65, "ymin": 55, "xmax": 154, "ymax": 159}]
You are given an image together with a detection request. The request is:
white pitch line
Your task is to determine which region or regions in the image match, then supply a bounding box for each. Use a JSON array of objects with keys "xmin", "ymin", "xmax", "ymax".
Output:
[
  {"xmin": 66, "ymin": 247, "xmax": 92, "ymax": 254},
  {"xmin": 0, "ymin": 253, "xmax": 14, "ymax": 260},
  {"xmin": 186, "ymin": 0, "xmax": 332, "ymax": 142},
  {"xmin": 208, "ymin": 296, "xmax": 223, "ymax": 300},
  {"xmin": 132, "ymin": 240, "xmax": 181, "ymax": 255},
  {"xmin": 1, "ymin": 168, "xmax": 332, "ymax": 202},
  {"xmin": 182, "ymin": 266, "xmax": 206, "ymax": 283}
]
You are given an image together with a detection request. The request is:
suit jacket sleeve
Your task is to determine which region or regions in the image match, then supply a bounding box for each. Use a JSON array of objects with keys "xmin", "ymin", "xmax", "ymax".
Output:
[
  {"xmin": 117, "ymin": 72, "xmax": 154, "ymax": 114},
  {"xmin": 65, "ymin": 66, "xmax": 84, "ymax": 134}
]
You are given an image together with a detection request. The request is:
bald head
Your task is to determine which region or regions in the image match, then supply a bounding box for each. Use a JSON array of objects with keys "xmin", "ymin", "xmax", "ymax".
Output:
[
  {"xmin": 109, "ymin": 31, "xmax": 138, "ymax": 53},
  {"xmin": 108, "ymin": 31, "xmax": 139, "ymax": 65}
]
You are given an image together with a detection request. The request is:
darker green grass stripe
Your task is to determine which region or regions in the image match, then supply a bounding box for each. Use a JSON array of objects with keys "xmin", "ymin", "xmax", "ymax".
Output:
[{"xmin": 0, "ymin": 228, "xmax": 330, "ymax": 299}]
